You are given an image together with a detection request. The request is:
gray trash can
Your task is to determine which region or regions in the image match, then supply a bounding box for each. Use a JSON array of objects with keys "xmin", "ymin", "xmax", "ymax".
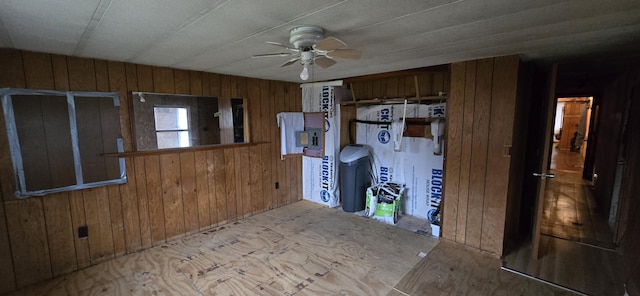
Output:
[{"xmin": 340, "ymin": 144, "xmax": 371, "ymax": 212}]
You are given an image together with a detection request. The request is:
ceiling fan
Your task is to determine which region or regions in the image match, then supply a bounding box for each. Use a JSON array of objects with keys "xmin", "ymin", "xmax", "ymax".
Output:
[{"xmin": 252, "ymin": 26, "xmax": 362, "ymax": 80}]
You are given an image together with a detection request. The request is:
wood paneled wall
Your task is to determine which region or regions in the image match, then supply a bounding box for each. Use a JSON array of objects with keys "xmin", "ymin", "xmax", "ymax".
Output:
[
  {"xmin": 0, "ymin": 49, "xmax": 301, "ymax": 293},
  {"xmin": 442, "ymin": 55, "xmax": 520, "ymax": 256},
  {"xmin": 607, "ymin": 70, "xmax": 640, "ymax": 295}
]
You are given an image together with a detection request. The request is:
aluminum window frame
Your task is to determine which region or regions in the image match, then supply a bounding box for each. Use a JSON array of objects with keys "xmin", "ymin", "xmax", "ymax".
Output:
[{"xmin": 0, "ymin": 88, "xmax": 126, "ymax": 198}]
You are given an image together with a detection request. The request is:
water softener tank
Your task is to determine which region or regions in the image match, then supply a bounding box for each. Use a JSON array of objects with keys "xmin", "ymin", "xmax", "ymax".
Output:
[{"xmin": 339, "ymin": 144, "xmax": 371, "ymax": 212}]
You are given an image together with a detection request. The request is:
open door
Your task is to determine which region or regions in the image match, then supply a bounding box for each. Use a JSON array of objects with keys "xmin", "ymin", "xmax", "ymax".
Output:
[{"xmin": 530, "ymin": 64, "xmax": 557, "ymax": 260}]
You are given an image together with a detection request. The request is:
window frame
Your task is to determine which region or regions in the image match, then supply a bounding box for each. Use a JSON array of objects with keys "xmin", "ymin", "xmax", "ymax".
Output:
[
  {"xmin": 0, "ymin": 88, "xmax": 126, "ymax": 198},
  {"xmin": 153, "ymin": 105, "xmax": 191, "ymax": 149}
]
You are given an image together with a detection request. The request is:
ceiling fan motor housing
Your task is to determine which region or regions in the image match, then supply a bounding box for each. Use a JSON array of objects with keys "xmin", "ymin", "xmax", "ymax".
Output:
[{"xmin": 289, "ymin": 26, "xmax": 324, "ymax": 49}]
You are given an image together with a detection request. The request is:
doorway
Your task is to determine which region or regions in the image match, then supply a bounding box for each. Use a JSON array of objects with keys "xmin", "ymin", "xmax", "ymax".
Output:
[
  {"xmin": 502, "ymin": 84, "xmax": 626, "ymax": 295},
  {"xmin": 540, "ymin": 97, "xmax": 616, "ymax": 250}
]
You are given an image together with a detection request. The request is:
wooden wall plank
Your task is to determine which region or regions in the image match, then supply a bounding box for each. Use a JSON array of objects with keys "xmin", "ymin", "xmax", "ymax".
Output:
[
  {"xmin": 190, "ymin": 71, "xmax": 203, "ymax": 96},
  {"xmin": 0, "ymin": 199, "xmax": 16, "ymax": 294},
  {"xmin": 465, "ymin": 58, "xmax": 494, "ymax": 249},
  {"xmin": 152, "ymin": 67, "xmax": 175, "ymax": 94},
  {"xmin": 107, "ymin": 61, "xmax": 133, "ymax": 151},
  {"xmin": 125, "ymin": 63, "xmax": 138, "ymax": 91},
  {"xmin": 94, "ymin": 60, "xmax": 110, "ymax": 92},
  {"xmin": 386, "ymin": 77, "xmax": 399, "ymax": 98},
  {"xmin": 68, "ymin": 190, "xmax": 90, "ymax": 269},
  {"xmin": 118, "ymin": 163, "xmax": 142, "ymax": 253},
  {"xmin": 209, "ymin": 73, "xmax": 221, "ymax": 96},
  {"xmin": 174, "ymin": 69, "xmax": 190, "ymax": 94},
  {"xmin": 208, "ymin": 150, "xmax": 225, "ymax": 225},
  {"xmin": 247, "ymin": 78, "xmax": 263, "ymax": 214},
  {"xmin": 42, "ymin": 193, "xmax": 77, "ymax": 276},
  {"xmin": 443, "ymin": 62, "xmax": 465, "ymax": 241},
  {"xmin": 456, "ymin": 61, "xmax": 477, "ymax": 243},
  {"xmin": 432, "ymin": 72, "xmax": 446, "ymax": 94},
  {"xmin": 104, "ymin": 60, "xmax": 138, "ymax": 255},
  {"xmin": 234, "ymin": 148, "xmax": 245, "ymax": 217},
  {"xmin": 239, "ymin": 147, "xmax": 252, "ymax": 217},
  {"xmin": 224, "ymin": 149, "xmax": 238, "ymax": 222},
  {"xmin": 50, "ymin": 55, "xmax": 69, "ymax": 90},
  {"xmin": 481, "ymin": 56, "xmax": 519, "ymax": 255},
  {"xmin": 0, "ymin": 52, "xmax": 26, "ymax": 201},
  {"xmin": 5, "ymin": 199, "xmax": 51, "ymax": 288},
  {"xmin": 107, "ymin": 185, "xmax": 126, "ymax": 256},
  {"xmin": 144, "ymin": 155, "xmax": 166, "ymax": 245},
  {"xmin": 22, "ymin": 51, "xmax": 54, "ymax": 89},
  {"xmin": 260, "ymin": 80, "xmax": 274, "ymax": 211},
  {"xmin": 0, "ymin": 48, "xmax": 26, "ymax": 88},
  {"xmin": 159, "ymin": 153, "xmax": 185, "ymax": 241},
  {"xmin": 83, "ymin": 187, "xmax": 114, "ymax": 264},
  {"xmin": 67, "ymin": 56, "xmax": 96, "ymax": 91},
  {"xmin": 194, "ymin": 151, "xmax": 211, "ymax": 230},
  {"xmin": 180, "ymin": 152, "xmax": 199, "ymax": 235},
  {"xmin": 201, "ymin": 72, "xmax": 210, "ymax": 96},
  {"xmin": 269, "ymin": 80, "xmax": 279, "ymax": 208},
  {"xmin": 248, "ymin": 145, "xmax": 263, "ymax": 214},
  {"xmin": 133, "ymin": 157, "xmax": 152, "ymax": 249},
  {"xmin": 418, "ymin": 74, "xmax": 432, "ymax": 96},
  {"xmin": 136, "ymin": 65, "xmax": 154, "ymax": 92}
]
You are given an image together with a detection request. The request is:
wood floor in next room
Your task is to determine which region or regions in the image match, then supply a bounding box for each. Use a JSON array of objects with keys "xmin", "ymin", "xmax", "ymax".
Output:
[
  {"xmin": 503, "ymin": 147, "xmax": 626, "ymax": 296},
  {"xmin": 8, "ymin": 201, "xmax": 438, "ymax": 295}
]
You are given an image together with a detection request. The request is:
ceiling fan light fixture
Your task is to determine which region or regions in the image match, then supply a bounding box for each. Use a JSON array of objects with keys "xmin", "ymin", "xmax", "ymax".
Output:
[
  {"xmin": 289, "ymin": 26, "xmax": 324, "ymax": 49},
  {"xmin": 300, "ymin": 64, "xmax": 309, "ymax": 80}
]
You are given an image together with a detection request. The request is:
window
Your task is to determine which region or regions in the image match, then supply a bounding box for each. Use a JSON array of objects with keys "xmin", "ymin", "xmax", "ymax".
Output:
[
  {"xmin": 1, "ymin": 88, "xmax": 126, "ymax": 197},
  {"xmin": 154, "ymin": 106, "xmax": 190, "ymax": 149},
  {"xmin": 131, "ymin": 92, "xmax": 249, "ymax": 151}
]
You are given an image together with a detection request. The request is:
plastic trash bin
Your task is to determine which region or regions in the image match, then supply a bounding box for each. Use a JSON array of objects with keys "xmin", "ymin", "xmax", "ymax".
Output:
[{"xmin": 340, "ymin": 144, "xmax": 371, "ymax": 212}]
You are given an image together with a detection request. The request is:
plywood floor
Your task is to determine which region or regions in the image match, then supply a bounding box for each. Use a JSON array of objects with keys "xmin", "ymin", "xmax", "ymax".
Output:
[
  {"xmin": 8, "ymin": 200, "xmax": 438, "ymax": 295},
  {"xmin": 390, "ymin": 240, "xmax": 575, "ymax": 296}
]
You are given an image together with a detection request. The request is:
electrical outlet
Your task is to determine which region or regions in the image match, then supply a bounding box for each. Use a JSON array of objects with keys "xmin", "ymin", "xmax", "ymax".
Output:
[
  {"xmin": 78, "ymin": 225, "xmax": 88, "ymax": 238},
  {"xmin": 275, "ymin": 182, "xmax": 279, "ymax": 189}
]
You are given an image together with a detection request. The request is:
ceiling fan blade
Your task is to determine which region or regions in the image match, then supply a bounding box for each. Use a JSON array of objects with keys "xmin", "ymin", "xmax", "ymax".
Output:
[
  {"xmin": 280, "ymin": 56, "xmax": 300, "ymax": 67},
  {"xmin": 328, "ymin": 49, "xmax": 362, "ymax": 59},
  {"xmin": 314, "ymin": 57, "xmax": 337, "ymax": 68},
  {"xmin": 252, "ymin": 52, "xmax": 291, "ymax": 58},
  {"xmin": 314, "ymin": 36, "xmax": 347, "ymax": 51},
  {"xmin": 266, "ymin": 41, "xmax": 298, "ymax": 51}
]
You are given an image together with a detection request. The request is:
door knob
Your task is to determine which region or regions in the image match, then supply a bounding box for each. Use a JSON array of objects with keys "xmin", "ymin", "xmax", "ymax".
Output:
[{"xmin": 533, "ymin": 172, "xmax": 555, "ymax": 179}]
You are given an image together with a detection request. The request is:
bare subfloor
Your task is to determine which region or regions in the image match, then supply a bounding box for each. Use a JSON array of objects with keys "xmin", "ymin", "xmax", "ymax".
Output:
[
  {"xmin": 390, "ymin": 240, "xmax": 574, "ymax": 296},
  {"xmin": 10, "ymin": 200, "xmax": 581, "ymax": 295},
  {"xmin": 9, "ymin": 201, "xmax": 437, "ymax": 295}
]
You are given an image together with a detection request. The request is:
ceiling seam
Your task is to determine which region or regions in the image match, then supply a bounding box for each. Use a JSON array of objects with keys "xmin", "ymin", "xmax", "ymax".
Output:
[
  {"xmin": 73, "ymin": 0, "xmax": 113, "ymax": 56},
  {"xmin": 0, "ymin": 12, "xmax": 13, "ymax": 47},
  {"xmin": 126, "ymin": 0, "xmax": 231, "ymax": 61},
  {"xmin": 343, "ymin": 0, "xmax": 465, "ymax": 34},
  {"xmin": 373, "ymin": 11, "xmax": 640, "ymax": 59},
  {"xmin": 367, "ymin": 24, "xmax": 640, "ymax": 71}
]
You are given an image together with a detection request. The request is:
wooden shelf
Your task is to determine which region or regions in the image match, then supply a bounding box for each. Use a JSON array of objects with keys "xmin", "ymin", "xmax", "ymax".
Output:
[
  {"xmin": 340, "ymin": 95, "xmax": 446, "ymax": 106},
  {"xmin": 102, "ymin": 142, "xmax": 268, "ymax": 157}
]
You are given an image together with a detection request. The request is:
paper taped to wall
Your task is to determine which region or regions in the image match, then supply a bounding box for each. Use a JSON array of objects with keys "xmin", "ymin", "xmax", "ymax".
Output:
[{"xmin": 356, "ymin": 103, "xmax": 445, "ymax": 219}]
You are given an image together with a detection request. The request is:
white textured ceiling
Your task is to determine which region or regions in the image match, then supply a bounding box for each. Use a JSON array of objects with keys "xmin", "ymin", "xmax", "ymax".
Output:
[{"xmin": 1, "ymin": 0, "xmax": 639, "ymax": 83}]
